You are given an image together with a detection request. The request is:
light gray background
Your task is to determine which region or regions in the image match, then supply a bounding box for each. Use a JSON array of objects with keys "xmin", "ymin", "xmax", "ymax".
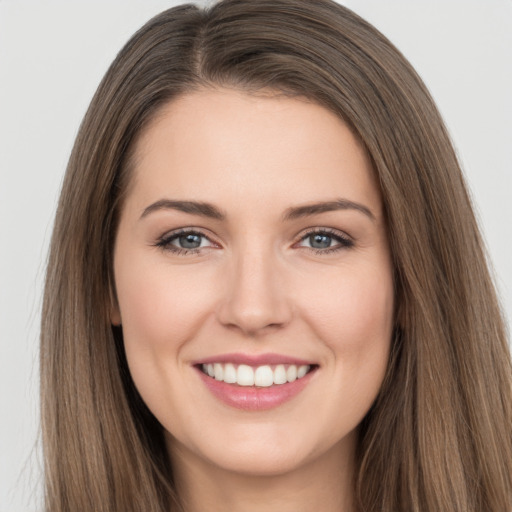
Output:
[{"xmin": 1, "ymin": 1, "xmax": 510, "ymax": 510}]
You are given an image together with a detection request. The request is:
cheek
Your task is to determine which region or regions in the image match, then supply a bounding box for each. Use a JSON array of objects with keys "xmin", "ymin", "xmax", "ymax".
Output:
[
  {"xmin": 304, "ymin": 264, "xmax": 393, "ymax": 339},
  {"xmin": 114, "ymin": 258, "xmax": 218, "ymax": 415},
  {"xmin": 115, "ymin": 258, "xmax": 215, "ymax": 346},
  {"xmin": 299, "ymin": 263, "xmax": 394, "ymax": 389}
]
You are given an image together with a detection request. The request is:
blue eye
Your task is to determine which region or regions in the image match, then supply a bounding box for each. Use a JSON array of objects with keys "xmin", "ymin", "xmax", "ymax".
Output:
[
  {"xmin": 297, "ymin": 229, "xmax": 353, "ymax": 252},
  {"xmin": 308, "ymin": 233, "xmax": 334, "ymax": 249},
  {"xmin": 156, "ymin": 228, "xmax": 352, "ymax": 255},
  {"xmin": 156, "ymin": 230, "xmax": 214, "ymax": 254},
  {"xmin": 175, "ymin": 233, "xmax": 205, "ymax": 249}
]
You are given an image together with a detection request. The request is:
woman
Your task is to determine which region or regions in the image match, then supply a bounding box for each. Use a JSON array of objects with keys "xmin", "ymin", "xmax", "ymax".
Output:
[{"xmin": 40, "ymin": 0, "xmax": 512, "ymax": 511}]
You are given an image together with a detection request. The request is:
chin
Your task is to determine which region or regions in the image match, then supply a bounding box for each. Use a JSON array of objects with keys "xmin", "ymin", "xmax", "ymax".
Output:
[{"xmin": 166, "ymin": 422, "xmax": 355, "ymax": 479}]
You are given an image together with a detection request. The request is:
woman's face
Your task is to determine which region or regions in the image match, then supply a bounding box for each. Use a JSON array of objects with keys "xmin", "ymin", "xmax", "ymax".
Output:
[{"xmin": 112, "ymin": 89, "xmax": 394, "ymax": 478}]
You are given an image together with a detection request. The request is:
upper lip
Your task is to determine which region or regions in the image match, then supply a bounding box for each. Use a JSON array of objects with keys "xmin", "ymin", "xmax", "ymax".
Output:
[{"xmin": 192, "ymin": 352, "xmax": 316, "ymax": 366}]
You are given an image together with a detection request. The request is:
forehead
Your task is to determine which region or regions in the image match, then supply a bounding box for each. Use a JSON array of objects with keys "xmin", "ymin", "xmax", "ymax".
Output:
[{"xmin": 127, "ymin": 88, "xmax": 381, "ymax": 218}]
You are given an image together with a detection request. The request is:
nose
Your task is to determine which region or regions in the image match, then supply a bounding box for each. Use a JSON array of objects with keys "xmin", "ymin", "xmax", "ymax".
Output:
[{"xmin": 216, "ymin": 246, "xmax": 293, "ymax": 337}]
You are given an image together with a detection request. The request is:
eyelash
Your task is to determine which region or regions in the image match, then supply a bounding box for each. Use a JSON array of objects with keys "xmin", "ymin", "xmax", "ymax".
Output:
[
  {"xmin": 154, "ymin": 229, "xmax": 214, "ymax": 256},
  {"xmin": 296, "ymin": 227, "xmax": 354, "ymax": 254},
  {"xmin": 154, "ymin": 227, "xmax": 354, "ymax": 256}
]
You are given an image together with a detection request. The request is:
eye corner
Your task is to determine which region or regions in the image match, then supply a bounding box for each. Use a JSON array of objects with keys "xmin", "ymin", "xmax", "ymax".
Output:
[
  {"xmin": 293, "ymin": 227, "xmax": 354, "ymax": 254},
  {"xmin": 153, "ymin": 227, "xmax": 221, "ymax": 256}
]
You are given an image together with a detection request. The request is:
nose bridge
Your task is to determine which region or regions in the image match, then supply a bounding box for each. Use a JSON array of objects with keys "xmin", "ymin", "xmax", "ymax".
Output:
[{"xmin": 217, "ymin": 239, "xmax": 291, "ymax": 335}]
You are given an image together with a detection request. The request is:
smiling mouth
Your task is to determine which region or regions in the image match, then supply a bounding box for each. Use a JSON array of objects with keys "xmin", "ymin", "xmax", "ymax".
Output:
[{"xmin": 198, "ymin": 363, "xmax": 316, "ymax": 387}]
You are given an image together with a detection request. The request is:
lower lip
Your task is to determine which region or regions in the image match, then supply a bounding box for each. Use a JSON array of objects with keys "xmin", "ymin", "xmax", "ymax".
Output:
[{"xmin": 196, "ymin": 367, "xmax": 316, "ymax": 411}]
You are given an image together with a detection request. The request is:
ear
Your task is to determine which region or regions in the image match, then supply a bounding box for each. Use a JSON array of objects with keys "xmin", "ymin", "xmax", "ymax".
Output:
[
  {"xmin": 108, "ymin": 281, "xmax": 122, "ymax": 326},
  {"xmin": 110, "ymin": 302, "xmax": 122, "ymax": 326}
]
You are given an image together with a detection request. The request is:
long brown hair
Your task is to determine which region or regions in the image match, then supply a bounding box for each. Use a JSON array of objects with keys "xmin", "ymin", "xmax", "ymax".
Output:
[{"xmin": 41, "ymin": 1, "xmax": 512, "ymax": 510}]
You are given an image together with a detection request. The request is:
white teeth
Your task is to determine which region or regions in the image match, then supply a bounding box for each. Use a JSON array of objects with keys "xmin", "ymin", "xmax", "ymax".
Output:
[
  {"xmin": 237, "ymin": 364, "xmax": 254, "ymax": 386},
  {"xmin": 297, "ymin": 365, "xmax": 309, "ymax": 378},
  {"xmin": 223, "ymin": 363, "xmax": 237, "ymax": 383},
  {"xmin": 213, "ymin": 363, "xmax": 224, "ymax": 381},
  {"xmin": 273, "ymin": 364, "xmax": 287, "ymax": 385},
  {"xmin": 286, "ymin": 365, "xmax": 297, "ymax": 382},
  {"xmin": 201, "ymin": 362, "xmax": 312, "ymax": 387},
  {"xmin": 254, "ymin": 365, "xmax": 274, "ymax": 387}
]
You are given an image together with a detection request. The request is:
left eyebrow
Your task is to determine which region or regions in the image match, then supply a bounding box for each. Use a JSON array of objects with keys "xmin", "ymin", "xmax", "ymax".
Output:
[
  {"xmin": 140, "ymin": 199, "xmax": 226, "ymax": 220},
  {"xmin": 282, "ymin": 199, "xmax": 376, "ymax": 222}
]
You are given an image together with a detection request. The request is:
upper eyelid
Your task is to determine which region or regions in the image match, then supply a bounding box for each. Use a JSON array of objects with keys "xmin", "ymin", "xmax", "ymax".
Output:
[
  {"xmin": 294, "ymin": 226, "xmax": 352, "ymax": 242},
  {"xmin": 154, "ymin": 228, "xmax": 218, "ymax": 253},
  {"xmin": 152, "ymin": 230, "xmax": 216, "ymax": 259},
  {"xmin": 156, "ymin": 226, "xmax": 353, "ymax": 248},
  {"xmin": 160, "ymin": 227, "xmax": 216, "ymax": 241},
  {"xmin": 159, "ymin": 226, "xmax": 353, "ymax": 242}
]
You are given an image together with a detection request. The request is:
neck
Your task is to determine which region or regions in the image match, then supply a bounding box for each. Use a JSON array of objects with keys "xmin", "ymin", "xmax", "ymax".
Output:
[{"xmin": 168, "ymin": 432, "xmax": 357, "ymax": 512}]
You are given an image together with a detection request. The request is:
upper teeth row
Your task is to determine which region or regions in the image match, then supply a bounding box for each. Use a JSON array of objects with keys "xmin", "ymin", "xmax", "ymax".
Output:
[{"xmin": 202, "ymin": 363, "xmax": 311, "ymax": 387}]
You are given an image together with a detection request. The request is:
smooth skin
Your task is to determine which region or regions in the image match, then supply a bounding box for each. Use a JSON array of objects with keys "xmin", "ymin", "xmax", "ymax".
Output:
[{"xmin": 112, "ymin": 88, "xmax": 395, "ymax": 512}]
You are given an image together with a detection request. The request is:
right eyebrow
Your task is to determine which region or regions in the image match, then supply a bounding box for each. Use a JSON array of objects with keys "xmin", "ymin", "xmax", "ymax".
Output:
[
  {"xmin": 139, "ymin": 199, "xmax": 226, "ymax": 221},
  {"xmin": 282, "ymin": 199, "xmax": 376, "ymax": 222}
]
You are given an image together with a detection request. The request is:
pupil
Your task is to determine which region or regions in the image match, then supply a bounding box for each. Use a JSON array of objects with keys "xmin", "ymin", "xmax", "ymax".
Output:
[
  {"xmin": 310, "ymin": 234, "xmax": 331, "ymax": 249},
  {"xmin": 179, "ymin": 234, "xmax": 201, "ymax": 249}
]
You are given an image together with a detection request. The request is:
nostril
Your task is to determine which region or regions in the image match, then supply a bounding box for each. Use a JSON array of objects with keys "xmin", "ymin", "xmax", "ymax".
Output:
[{"xmin": 215, "ymin": 264, "xmax": 293, "ymax": 334}]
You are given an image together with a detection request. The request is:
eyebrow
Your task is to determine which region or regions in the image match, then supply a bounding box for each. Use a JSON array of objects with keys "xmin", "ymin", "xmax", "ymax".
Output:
[
  {"xmin": 140, "ymin": 198, "xmax": 375, "ymax": 222},
  {"xmin": 140, "ymin": 199, "xmax": 226, "ymax": 220},
  {"xmin": 282, "ymin": 199, "xmax": 375, "ymax": 222}
]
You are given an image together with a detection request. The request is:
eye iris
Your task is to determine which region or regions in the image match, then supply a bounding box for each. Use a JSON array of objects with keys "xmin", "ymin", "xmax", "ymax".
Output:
[
  {"xmin": 178, "ymin": 233, "xmax": 202, "ymax": 249},
  {"xmin": 310, "ymin": 233, "xmax": 332, "ymax": 249}
]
